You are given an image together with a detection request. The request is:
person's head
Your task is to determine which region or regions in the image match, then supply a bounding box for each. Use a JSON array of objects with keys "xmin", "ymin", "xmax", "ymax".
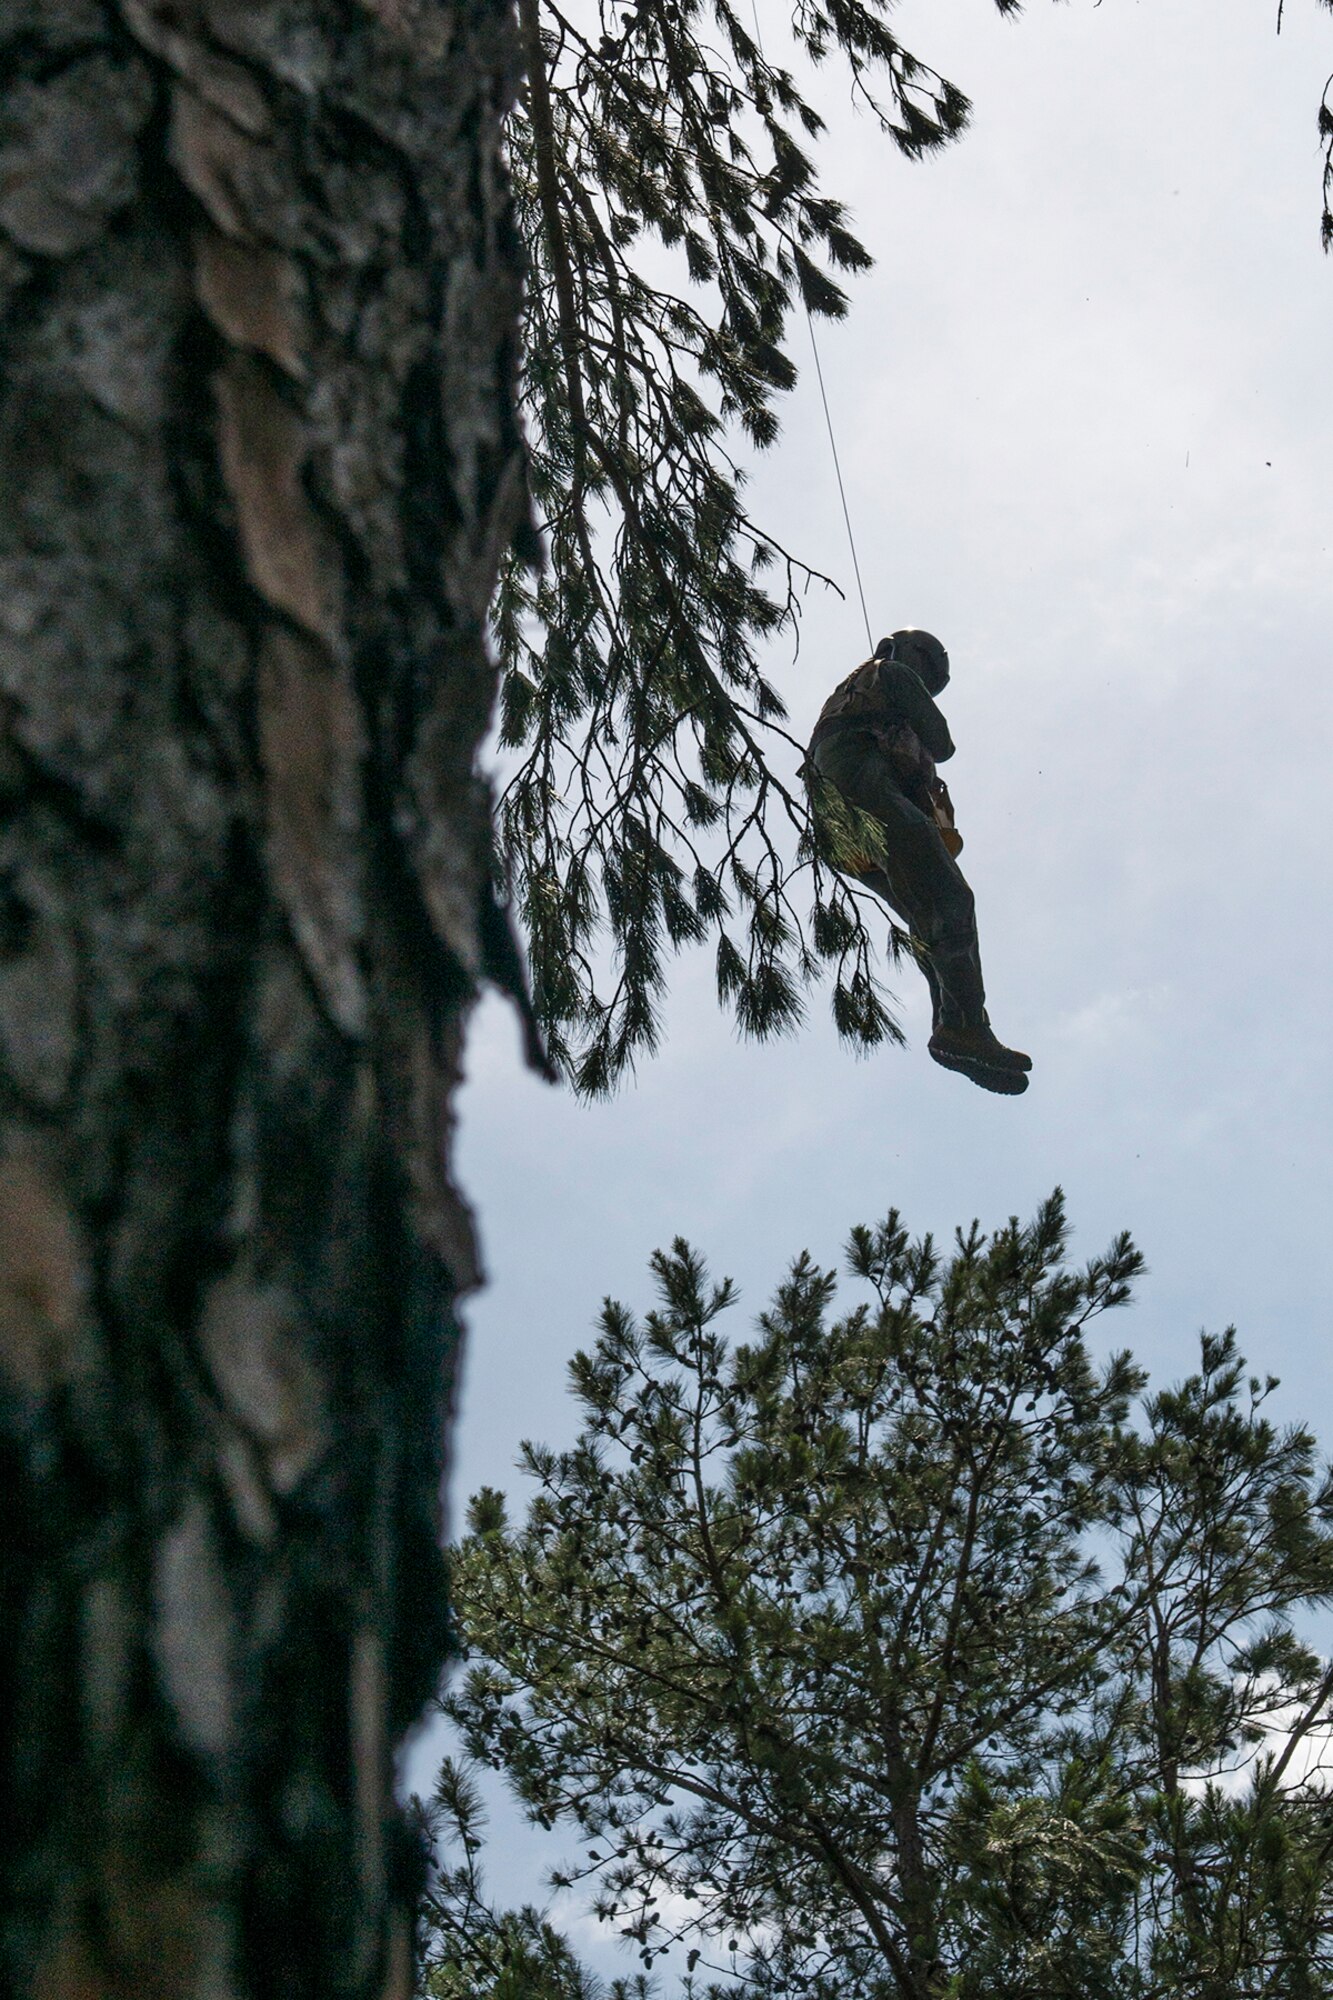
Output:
[{"xmin": 878, "ymin": 629, "xmax": 950, "ymax": 695}]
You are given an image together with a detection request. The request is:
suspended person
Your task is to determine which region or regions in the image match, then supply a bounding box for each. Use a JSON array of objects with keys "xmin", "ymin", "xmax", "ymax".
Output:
[{"xmin": 808, "ymin": 629, "xmax": 1031, "ymax": 1095}]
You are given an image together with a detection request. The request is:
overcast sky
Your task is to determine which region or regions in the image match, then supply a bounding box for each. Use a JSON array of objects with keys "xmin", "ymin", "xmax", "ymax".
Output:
[{"xmin": 408, "ymin": 0, "xmax": 1333, "ymax": 1954}]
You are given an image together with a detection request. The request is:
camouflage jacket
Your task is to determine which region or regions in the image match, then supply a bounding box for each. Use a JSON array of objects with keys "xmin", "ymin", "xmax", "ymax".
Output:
[{"xmin": 808, "ymin": 657, "xmax": 955, "ymax": 795}]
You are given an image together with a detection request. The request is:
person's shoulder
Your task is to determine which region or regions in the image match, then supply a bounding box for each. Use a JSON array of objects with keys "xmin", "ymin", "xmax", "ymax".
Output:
[
  {"xmin": 869, "ymin": 658, "xmax": 925, "ymax": 701},
  {"xmin": 820, "ymin": 657, "xmax": 875, "ymax": 705}
]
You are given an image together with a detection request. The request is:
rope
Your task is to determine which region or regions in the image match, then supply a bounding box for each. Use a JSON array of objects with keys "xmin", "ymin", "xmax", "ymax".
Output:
[
  {"xmin": 750, "ymin": 0, "xmax": 874, "ymax": 650},
  {"xmin": 806, "ymin": 312, "xmax": 874, "ymax": 650}
]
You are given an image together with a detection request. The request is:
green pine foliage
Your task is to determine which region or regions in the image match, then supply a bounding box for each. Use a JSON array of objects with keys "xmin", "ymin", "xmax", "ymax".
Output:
[
  {"xmin": 431, "ymin": 1195, "xmax": 1333, "ymax": 1997},
  {"xmin": 498, "ymin": 0, "xmax": 996, "ymax": 1091}
]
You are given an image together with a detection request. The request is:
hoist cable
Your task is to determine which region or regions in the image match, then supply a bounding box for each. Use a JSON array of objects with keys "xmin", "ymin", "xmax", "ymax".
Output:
[{"xmin": 805, "ymin": 312, "xmax": 874, "ymax": 650}]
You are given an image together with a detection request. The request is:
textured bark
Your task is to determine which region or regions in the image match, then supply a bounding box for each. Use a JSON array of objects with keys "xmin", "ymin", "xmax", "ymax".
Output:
[{"xmin": 0, "ymin": 2, "xmax": 529, "ymax": 1995}]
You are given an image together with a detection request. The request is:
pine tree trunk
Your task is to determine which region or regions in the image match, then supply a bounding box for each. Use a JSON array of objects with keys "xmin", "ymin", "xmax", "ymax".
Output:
[{"xmin": 0, "ymin": 2, "xmax": 527, "ymax": 1995}]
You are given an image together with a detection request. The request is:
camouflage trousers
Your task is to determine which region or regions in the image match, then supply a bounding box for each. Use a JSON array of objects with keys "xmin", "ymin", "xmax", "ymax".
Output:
[{"xmin": 810, "ymin": 727, "xmax": 987, "ymax": 1033}]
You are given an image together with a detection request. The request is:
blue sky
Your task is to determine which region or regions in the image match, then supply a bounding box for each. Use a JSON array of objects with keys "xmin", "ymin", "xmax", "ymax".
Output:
[{"xmin": 408, "ymin": 0, "xmax": 1333, "ymax": 1958}]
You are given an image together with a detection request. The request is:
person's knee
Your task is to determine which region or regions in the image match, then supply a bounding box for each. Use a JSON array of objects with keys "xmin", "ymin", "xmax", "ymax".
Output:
[
  {"xmin": 810, "ymin": 736, "xmax": 862, "ymax": 794},
  {"xmin": 813, "ymin": 737, "xmax": 899, "ymax": 822},
  {"xmin": 930, "ymin": 897, "xmax": 977, "ymax": 957}
]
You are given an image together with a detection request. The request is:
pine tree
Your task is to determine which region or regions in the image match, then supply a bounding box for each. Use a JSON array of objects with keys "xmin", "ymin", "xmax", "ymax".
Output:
[{"xmin": 436, "ymin": 1196, "xmax": 1333, "ymax": 1997}]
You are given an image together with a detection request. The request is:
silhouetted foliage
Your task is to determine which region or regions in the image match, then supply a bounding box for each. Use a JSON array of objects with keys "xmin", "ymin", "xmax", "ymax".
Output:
[{"xmin": 500, "ymin": 0, "xmax": 992, "ymax": 1090}]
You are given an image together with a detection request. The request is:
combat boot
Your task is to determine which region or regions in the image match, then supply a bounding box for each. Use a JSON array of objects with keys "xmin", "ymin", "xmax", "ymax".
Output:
[{"xmin": 928, "ymin": 1024, "xmax": 1032, "ymax": 1094}]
